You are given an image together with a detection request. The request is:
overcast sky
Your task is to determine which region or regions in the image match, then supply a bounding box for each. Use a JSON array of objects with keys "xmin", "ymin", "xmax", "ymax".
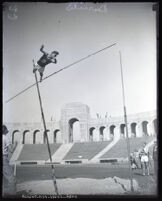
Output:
[{"xmin": 3, "ymin": 2, "xmax": 157, "ymax": 123}]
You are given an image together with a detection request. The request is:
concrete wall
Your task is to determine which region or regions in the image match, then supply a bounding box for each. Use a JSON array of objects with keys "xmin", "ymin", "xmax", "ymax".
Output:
[{"xmin": 4, "ymin": 103, "xmax": 157, "ymax": 144}]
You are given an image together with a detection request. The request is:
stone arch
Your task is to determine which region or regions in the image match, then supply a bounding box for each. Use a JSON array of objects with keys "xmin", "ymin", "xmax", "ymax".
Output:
[
  {"xmin": 12, "ymin": 130, "xmax": 20, "ymax": 144},
  {"xmin": 142, "ymin": 121, "xmax": 149, "ymax": 136},
  {"xmin": 68, "ymin": 118, "xmax": 80, "ymax": 143},
  {"xmin": 54, "ymin": 129, "xmax": 60, "ymax": 143},
  {"xmin": 131, "ymin": 122, "xmax": 137, "ymax": 137},
  {"xmin": 109, "ymin": 125, "xmax": 116, "ymax": 139},
  {"xmin": 120, "ymin": 124, "xmax": 126, "ymax": 138},
  {"xmin": 33, "ymin": 130, "xmax": 40, "ymax": 144},
  {"xmin": 99, "ymin": 126, "xmax": 105, "ymax": 141},
  {"xmin": 89, "ymin": 127, "xmax": 95, "ymax": 142},
  {"xmin": 44, "ymin": 129, "xmax": 50, "ymax": 144},
  {"xmin": 22, "ymin": 130, "xmax": 30, "ymax": 144},
  {"xmin": 60, "ymin": 102, "xmax": 90, "ymax": 143}
]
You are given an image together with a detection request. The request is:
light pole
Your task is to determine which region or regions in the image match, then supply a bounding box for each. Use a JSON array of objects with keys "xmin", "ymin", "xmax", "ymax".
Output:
[{"xmin": 119, "ymin": 51, "xmax": 134, "ymax": 192}]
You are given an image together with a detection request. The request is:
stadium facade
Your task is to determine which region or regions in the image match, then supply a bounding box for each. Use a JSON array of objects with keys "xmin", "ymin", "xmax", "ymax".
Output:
[{"xmin": 5, "ymin": 102, "xmax": 157, "ymax": 145}]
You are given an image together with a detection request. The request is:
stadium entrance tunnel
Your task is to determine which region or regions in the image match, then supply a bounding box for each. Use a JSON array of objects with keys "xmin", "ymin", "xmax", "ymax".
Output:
[
  {"xmin": 99, "ymin": 126, "xmax": 105, "ymax": 141},
  {"xmin": 68, "ymin": 118, "xmax": 80, "ymax": 143},
  {"xmin": 20, "ymin": 161, "xmax": 38, "ymax": 165},
  {"xmin": 64, "ymin": 160, "xmax": 82, "ymax": 164},
  {"xmin": 120, "ymin": 124, "xmax": 126, "ymax": 138},
  {"xmin": 54, "ymin": 129, "xmax": 60, "ymax": 143},
  {"xmin": 89, "ymin": 127, "xmax": 95, "ymax": 141},
  {"xmin": 100, "ymin": 159, "xmax": 118, "ymax": 164},
  {"xmin": 33, "ymin": 130, "xmax": 40, "ymax": 144},
  {"xmin": 142, "ymin": 121, "xmax": 149, "ymax": 136},
  {"xmin": 131, "ymin": 122, "xmax": 137, "ymax": 137},
  {"xmin": 12, "ymin": 130, "xmax": 20, "ymax": 144},
  {"xmin": 110, "ymin": 125, "xmax": 115, "ymax": 139}
]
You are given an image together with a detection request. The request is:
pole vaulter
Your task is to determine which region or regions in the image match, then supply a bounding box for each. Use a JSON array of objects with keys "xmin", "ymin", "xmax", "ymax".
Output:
[{"xmin": 5, "ymin": 43, "xmax": 116, "ymax": 103}]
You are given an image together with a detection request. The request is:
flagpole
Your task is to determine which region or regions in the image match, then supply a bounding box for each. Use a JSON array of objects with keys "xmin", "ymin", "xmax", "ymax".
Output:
[
  {"xmin": 33, "ymin": 60, "xmax": 59, "ymax": 195},
  {"xmin": 119, "ymin": 51, "xmax": 134, "ymax": 192}
]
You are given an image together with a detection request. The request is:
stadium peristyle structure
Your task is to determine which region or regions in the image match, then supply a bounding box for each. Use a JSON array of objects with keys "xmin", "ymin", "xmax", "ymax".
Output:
[{"xmin": 5, "ymin": 103, "xmax": 157, "ymax": 165}]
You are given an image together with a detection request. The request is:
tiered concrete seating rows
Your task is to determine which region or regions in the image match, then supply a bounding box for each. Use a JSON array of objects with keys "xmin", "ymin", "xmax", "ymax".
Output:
[
  {"xmin": 100, "ymin": 136, "xmax": 154, "ymax": 159},
  {"xmin": 18, "ymin": 144, "xmax": 61, "ymax": 161},
  {"xmin": 63, "ymin": 141, "xmax": 111, "ymax": 160}
]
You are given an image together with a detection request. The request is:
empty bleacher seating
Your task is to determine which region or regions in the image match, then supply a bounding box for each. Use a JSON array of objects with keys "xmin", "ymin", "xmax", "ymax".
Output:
[
  {"xmin": 18, "ymin": 144, "xmax": 61, "ymax": 161},
  {"xmin": 63, "ymin": 141, "xmax": 111, "ymax": 161},
  {"xmin": 100, "ymin": 136, "xmax": 154, "ymax": 159}
]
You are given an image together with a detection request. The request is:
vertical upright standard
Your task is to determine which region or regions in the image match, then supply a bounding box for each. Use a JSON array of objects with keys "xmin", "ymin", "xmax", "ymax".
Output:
[
  {"xmin": 33, "ymin": 60, "xmax": 59, "ymax": 195},
  {"xmin": 119, "ymin": 51, "xmax": 134, "ymax": 192}
]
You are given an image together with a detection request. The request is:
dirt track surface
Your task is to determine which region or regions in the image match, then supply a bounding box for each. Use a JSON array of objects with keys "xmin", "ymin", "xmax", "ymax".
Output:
[
  {"xmin": 10, "ymin": 163, "xmax": 158, "ymax": 197},
  {"xmin": 17, "ymin": 177, "xmax": 139, "ymax": 195}
]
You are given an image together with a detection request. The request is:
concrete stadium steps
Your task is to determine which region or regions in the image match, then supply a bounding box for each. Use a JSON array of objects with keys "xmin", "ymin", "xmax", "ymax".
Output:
[
  {"xmin": 46, "ymin": 143, "xmax": 74, "ymax": 163},
  {"xmin": 63, "ymin": 141, "xmax": 111, "ymax": 161},
  {"xmin": 10, "ymin": 144, "xmax": 24, "ymax": 165},
  {"xmin": 17, "ymin": 144, "xmax": 61, "ymax": 161},
  {"xmin": 90, "ymin": 138, "xmax": 119, "ymax": 162},
  {"xmin": 100, "ymin": 136, "xmax": 155, "ymax": 159}
]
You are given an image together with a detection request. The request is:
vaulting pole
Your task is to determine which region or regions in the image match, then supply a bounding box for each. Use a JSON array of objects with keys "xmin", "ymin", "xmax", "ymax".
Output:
[
  {"xmin": 33, "ymin": 60, "xmax": 59, "ymax": 195},
  {"xmin": 119, "ymin": 51, "xmax": 134, "ymax": 192},
  {"xmin": 5, "ymin": 43, "xmax": 116, "ymax": 103}
]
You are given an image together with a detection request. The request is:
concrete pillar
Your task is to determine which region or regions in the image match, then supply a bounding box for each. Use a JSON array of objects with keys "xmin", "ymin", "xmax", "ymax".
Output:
[
  {"xmin": 147, "ymin": 121, "xmax": 154, "ymax": 136},
  {"xmin": 134, "ymin": 123, "xmax": 139, "ymax": 138},
  {"xmin": 47, "ymin": 131, "xmax": 53, "ymax": 143},
  {"xmin": 147, "ymin": 120, "xmax": 153, "ymax": 136},
  {"xmin": 104, "ymin": 127, "xmax": 110, "ymax": 141},
  {"xmin": 37, "ymin": 130, "xmax": 44, "ymax": 144},
  {"xmin": 114, "ymin": 125, "xmax": 120, "ymax": 140},
  {"xmin": 80, "ymin": 121, "xmax": 88, "ymax": 142},
  {"xmin": 94, "ymin": 128, "xmax": 100, "ymax": 141},
  {"xmin": 136, "ymin": 122, "xmax": 143, "ymax": 137},
  {"xmin": 56, "ymin": 131, "xmax": 62, "ymax": 143},
  {"xmin": 127, "ymin": 124, "xmax": 132, "ymax": 138}
]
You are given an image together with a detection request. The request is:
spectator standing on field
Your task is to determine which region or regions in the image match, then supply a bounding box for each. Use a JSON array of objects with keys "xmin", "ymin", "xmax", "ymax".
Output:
[
  {"xmin": 130, "ymin": 152, "xmax": 139, "ymax": 169},
  {"xmin": 139, "ymin": 143, "xmax": 150, "ymax": 176},
  {"xmin": 2, "ymin": 125, "xmax": 17, "ymax": 196},
  {"xmin": 152, "ymin": 140, "xmax": 158, "ymax": 180}
]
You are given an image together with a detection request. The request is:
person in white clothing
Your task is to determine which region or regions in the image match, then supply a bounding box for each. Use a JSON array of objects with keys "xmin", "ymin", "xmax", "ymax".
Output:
[{"xmin": 139, "ymin": 143, "xmax": 150, "ymax": 176}]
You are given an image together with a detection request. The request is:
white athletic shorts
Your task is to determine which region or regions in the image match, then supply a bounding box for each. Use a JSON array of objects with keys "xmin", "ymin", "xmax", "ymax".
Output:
[
  {"xmin": 141, "ymin": 155, "xmax": 149, "ymax": 162},
  {"xmin": 33, "ymin": 65, "xmax": 45, "ymax": 74}
]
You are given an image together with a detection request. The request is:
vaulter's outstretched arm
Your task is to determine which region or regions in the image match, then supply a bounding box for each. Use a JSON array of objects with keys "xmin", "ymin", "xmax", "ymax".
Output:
[{"xmin": 40, "ymin": 45, "xmax": 48, "ymax": 55}]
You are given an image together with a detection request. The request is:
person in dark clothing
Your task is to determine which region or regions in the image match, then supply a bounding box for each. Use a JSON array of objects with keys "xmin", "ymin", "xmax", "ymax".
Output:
[
  {"xmin": 33, "ymin": 45, "xmax": 59, "ymax": 82},
  {"xmin": 153, "ymin": 140, "xmax": 158, "ymax": 180},
  {"xmin": 130, "ymin": 152, "xmax": 139, "ymax": 169}
]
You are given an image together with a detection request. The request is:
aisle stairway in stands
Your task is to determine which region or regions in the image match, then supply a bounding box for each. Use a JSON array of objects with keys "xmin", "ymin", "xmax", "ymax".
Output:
[
  {"xmin": 90, "ymin": 136, "xmax": 120, "ymax": 162},
  {"xmin": 63, "ymin": 141, "xmax": 112, "ymax": 163},
  {"xmin": 10, "ymin": 144, "xmax": 24, "ymax": 165},
  {"xmin": 46, "ymin": 143, "xmax": 74, "ymax": 163}
]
